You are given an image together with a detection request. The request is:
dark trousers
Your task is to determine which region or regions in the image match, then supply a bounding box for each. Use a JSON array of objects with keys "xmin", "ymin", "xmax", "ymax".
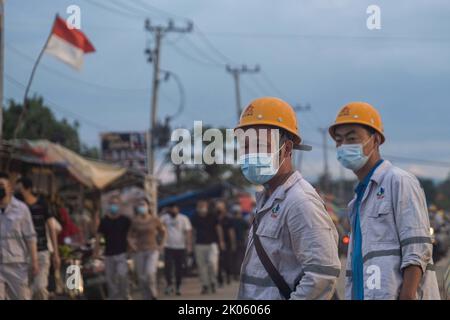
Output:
[
  {"xmin": 232, "ymin": 244, "xmax": 246, "ymax": 277},
  {"xmin": 164, "ymin": 248, "xmax": 185, "ymax": 289},
  {"xmin": 218, "ymin": 249, "xmax": 233, "ymax": 285}
]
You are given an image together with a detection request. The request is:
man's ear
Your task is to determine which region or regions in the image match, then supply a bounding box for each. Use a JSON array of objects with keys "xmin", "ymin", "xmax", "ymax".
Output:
[
  {"xmin": 284, "ymin": 140, "xmax": 294, "ymax": 158},
  {"xmin": 374, "ymin": 133, "xmax": 381, "ymax": 149}
]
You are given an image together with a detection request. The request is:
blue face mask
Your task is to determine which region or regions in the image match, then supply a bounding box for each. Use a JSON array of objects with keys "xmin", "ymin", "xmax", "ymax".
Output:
[
  {"xmin": 239, "ymin": 143, "xmax": 285, "ymax": 185},
  {"xmin": 337, "ymin": 136, "xmax": 374, "ymax": 171},
  {"xmin": 137, "ymin": 206, "xmax": 147, "ymax": 215},
  {"xmin": 109, "ymin": 204, "xmax": 119, "ymax": 215}
]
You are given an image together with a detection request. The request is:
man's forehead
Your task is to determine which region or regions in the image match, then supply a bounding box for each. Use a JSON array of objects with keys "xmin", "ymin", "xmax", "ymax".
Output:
[
  {"xmin": 334, "ymin": 124, "xmax": 366, "ymax": 135},
  {"xmin": 241, "ymin": 126, "xmax": 280, "ymax": 139}
]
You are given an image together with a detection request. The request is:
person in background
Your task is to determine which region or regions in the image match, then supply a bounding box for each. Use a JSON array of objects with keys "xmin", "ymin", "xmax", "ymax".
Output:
[
  {"xmin": 75, "ymin": 199, "xmax": 96, "ymax": 243},
  {"xmin": 54, "ymin": 196, "xmax": 82, "ymax": 246},
  {"xmin": 160, "ymin": 205, "xmax": 192, "ymax": 296},
  {"xmin": 16, "ymin": 177, "xmax": 60, "ymax": 300},
  {"xmin": 95, "ymin": 195, "xmax": 131, "ymax": 300},
  {"xmin": 128, "ymin": 198, "xmax": 166, "ymax": 300},
  {"xmin": 0, "ymin": 172, "xmax": 39, "ymax": 300},
  {"xmin": 230, "ymin": 203, "xmax": 249, "ymax": 281},
  {"xmin": 216, "ymin": 200, "xmax": 236, "ymax": 287},
  {"xmin": 191, "ymin": 200, "xmax": 225, "ymax": 294}
]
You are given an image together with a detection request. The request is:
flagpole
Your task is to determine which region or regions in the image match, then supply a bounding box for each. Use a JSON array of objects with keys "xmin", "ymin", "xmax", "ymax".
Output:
[{"xmin": 13, "ymin": 14, "xmax": 56, "ymax": 140}]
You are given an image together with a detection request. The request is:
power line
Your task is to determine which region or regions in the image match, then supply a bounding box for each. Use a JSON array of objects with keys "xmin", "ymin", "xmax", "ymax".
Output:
[
  {"xmin": 169, "ymin": 41, "xmax": 223, "ymax": 68},
  {"xmin": 7, "ymin": 44, "xmax": 149, "ymax": 92},
  {"xmin": 83, "ymin": 0, "xmax": 143, "ymax": 19},
  {"xmin": 159, "ymin": 69, "xmax": 185, "ymax": 120},
  {"xmin": 201, "ymin": 31, "xmax": 450, "ymax": 42},
  {"xmin": 5, "ymin": 74, "xmax": 111, "ymax": 131},
  {"xmin": 260, "ymin": 70, "xmax": 286, "ymax": 97},
  {"xmin": 194, "ymin": 27, "xmax": 235, "ymax": 65},
  {"xmin": 133, "ymin": 0, "xmax": 191, "ymax": 23},
  {"xmin": 180, "ymin": 36, "xmax": 225, "ymax": 66}
]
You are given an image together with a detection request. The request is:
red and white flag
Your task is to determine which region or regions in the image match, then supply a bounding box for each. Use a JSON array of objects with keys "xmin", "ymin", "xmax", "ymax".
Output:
[{"xmin": 45, "ymin": 15, "xmax": 95, "ymax": 70}]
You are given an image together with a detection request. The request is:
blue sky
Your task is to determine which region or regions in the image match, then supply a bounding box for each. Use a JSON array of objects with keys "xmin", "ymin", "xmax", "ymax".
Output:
[{"xmin": 5, "ymin": 0, "xmax": 450, "ymax": 182}]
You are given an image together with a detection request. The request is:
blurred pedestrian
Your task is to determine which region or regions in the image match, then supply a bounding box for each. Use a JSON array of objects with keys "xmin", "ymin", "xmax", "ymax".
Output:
[
  {"xmin": 0, "ymin": 172, "xmax": 39, "ymax": 300},
  {"xmin": 160, "ymin": 205, "xmax": 192, "ymax": 296},
  {"xmin": 128, "ymin": 198, "xmax": 166, "ymax": 300},
  {"xmin": 191, "ymin": 200, "xmax": 225, "ymax": 294},
  {"xmin": 16, "ymin": 177, "xmax": 60, "ymax": 300},
  {"xmin": 216, "ymin": 200, "xmax": 236, "ymax": 287},
  {"xmin": 230, "ymin": 204, "xmax": 249, "ymax": 280},
  {"xmin": 95, "ymin": 195, "xmax": 131, "ymax": 300}
]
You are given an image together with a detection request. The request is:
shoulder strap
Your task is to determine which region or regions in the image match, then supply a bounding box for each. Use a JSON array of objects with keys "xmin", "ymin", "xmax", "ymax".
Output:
[{"xmin": 252, "ymin": 218, "xmax": 292, "ymax": 300}]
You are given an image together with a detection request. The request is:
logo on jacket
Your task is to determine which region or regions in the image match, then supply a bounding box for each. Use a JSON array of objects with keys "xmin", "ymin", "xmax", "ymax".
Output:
[
  {"xmin": 271, "ymin": 203, "xmax": 280, "ymax": 218},
  {"xmin": 376, "ymin": 187, "xmax": 385, "ymax": 200}
]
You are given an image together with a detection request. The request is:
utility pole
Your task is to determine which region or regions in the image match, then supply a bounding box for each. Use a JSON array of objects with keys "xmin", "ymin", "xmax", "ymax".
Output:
[
  {"xmin": 319, "ymin": 128, "xmax": 330, "ymax": 193},
  {"xmin": 0, "ymin": 0, "xmax": 4, "ymax": 143},
  {"xmin": 226, "ymin": 64, "xmax": 260, "ymax": 120},
  {"xmin": 145, "ymin": 19, "xmax": 192, "ymax": 213}
]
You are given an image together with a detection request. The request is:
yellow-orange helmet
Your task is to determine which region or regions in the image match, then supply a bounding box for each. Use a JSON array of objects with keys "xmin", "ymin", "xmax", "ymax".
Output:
[
  {"xmin": 235, "ymin": 97, "xmax": 311, "ymax": 151},
  {"xmin": 329, "ymin": 102, "xmax": 385, "ymax": 144}
]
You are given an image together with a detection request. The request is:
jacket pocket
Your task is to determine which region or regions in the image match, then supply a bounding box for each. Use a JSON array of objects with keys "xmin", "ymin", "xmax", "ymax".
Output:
[
  {"xmin": 256, "ymin": 219, "xmax": 282, "ymax": 239},
  {"xmin": 367, "ymin": 202, "xmax": 398, "ymax": 244}
]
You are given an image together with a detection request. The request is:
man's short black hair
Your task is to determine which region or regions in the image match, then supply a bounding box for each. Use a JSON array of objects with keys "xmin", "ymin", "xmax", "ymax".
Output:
[
  {"xmin": 280, "ymin": 129, "xmax": 296, "ymax": 147},
  {"xmin": 364, "ymin": 125, "xmax": 376, "ymax": 136},
  {"xmin": 17, "ymin": 176, "xmax": 33, "ymax": 190},
  {"xmin": 0, "ymin": 172, "xmax": 10, "ymax": 180}
]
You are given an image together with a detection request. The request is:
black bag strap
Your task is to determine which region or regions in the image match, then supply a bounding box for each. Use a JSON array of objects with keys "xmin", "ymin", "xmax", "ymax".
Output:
[{"xmin": 252, "ymin": 217, "xmax": 292, "ymax": 300}]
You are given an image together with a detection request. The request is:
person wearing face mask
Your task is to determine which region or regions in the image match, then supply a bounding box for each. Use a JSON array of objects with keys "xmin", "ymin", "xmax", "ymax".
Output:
[
  {"xmin": 0, "ymin": 172, "xmax": 39, "ymax": 300},
  {"xmin": 235, "ymin": 97, "xmax": 341, "ymax": 300},
  {"xmin": 95, "ymin": 195, "xmax": 131, "ymax": 300},
  {"xmin": 329, "ymin": 102, "xmax": 440, "ymax": 300},
  {"xmin": 128, "ymin": 198, "xmax": 166, "ymax": 300},
  {"xmin": 191, "ymin": 200, "xmax": 225, "ymax": 294},
  {"xmin": 15, "ymin": 177, "xmax": 60, "ymax": 300},
  {"xmin": 160, "ymin": 205, "xmax": 192, "ymax": 296}
]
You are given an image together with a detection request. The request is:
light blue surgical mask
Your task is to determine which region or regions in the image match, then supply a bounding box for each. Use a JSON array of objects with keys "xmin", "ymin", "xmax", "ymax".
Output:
[
  {"xmin": 137, "ymin": 206, "xmax": 147, "ymax": 215},
  {"xmin": 109, "ymin": 204, "xmax": 119, "ymax": 215},
  {"xmin": 239, "ymin": 143, "xmax": 285, "ymax": 185},
  {"xmin": 337, "ymin": 136, "xmax": 374, "ymax": 171}
]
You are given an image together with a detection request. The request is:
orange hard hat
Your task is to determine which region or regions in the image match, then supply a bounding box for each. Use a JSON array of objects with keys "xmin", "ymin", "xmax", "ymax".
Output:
[
  {"xmin": 329, "ymin": 101, "xmax": 385, "ymax": 144},
  {"xmin": 235, "ymin": 97, "xmax": 311, "ymax": 151}
]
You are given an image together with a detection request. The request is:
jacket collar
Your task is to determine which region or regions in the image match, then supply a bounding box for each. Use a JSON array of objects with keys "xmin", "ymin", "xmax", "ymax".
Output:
[{"xmin": 255, "ymin": 171, "xmax": 303, "ymax": 214}]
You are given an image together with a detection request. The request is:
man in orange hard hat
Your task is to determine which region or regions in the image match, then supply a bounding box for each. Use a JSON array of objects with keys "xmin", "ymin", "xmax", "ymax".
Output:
[
  {"xmin": 329, "ymin": 101, "xmax": 440, "ymax": 300},
  {"xmin": 235, "ymin": 97, "xmax": 341, "ymax": 300}
]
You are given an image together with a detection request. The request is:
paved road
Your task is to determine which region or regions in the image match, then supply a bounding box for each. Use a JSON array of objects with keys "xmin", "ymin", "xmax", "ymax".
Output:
[{"xmin": 133, "ymin": 254, "xmax": 449, "ymax": 300}]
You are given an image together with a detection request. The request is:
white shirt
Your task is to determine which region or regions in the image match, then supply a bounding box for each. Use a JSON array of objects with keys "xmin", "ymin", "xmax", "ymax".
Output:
[{"xmin": 160, "ymin": 213, "xmax": 192, "ymax": 249}]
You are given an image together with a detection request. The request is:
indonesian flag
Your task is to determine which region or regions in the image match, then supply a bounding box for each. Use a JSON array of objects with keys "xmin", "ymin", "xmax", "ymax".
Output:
[{"xmin": 45, "ymin": 15, "xmax": 95, "ymax": 70}]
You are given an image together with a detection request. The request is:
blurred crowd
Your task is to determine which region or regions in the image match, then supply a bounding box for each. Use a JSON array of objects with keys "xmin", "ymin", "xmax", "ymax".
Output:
[{"xmin": 0, "ymin": 171, "xmax": 253, "ymax": 300}]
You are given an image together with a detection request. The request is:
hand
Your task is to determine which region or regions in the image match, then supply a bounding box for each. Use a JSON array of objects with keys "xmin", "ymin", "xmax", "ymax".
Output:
[{"xmin": 32, "ymin": 261, "xmax": 40, "ymax": 277}]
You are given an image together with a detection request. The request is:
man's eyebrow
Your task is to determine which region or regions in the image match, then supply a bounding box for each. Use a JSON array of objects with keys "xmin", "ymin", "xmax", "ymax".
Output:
[{"xmin": 343, "ymin": 130, "xmax": 356, "ymax": 137}]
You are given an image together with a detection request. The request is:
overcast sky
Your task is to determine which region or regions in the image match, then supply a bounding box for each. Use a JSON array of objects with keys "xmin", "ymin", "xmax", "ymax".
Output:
[{"xmin": 5, "ymin": 0, "xmax": 450, "ymax": 182}]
